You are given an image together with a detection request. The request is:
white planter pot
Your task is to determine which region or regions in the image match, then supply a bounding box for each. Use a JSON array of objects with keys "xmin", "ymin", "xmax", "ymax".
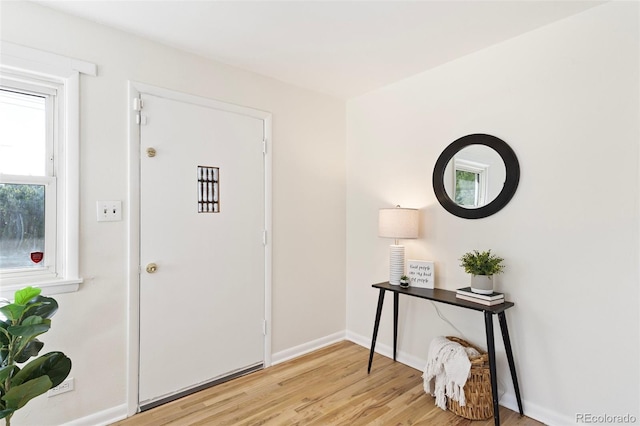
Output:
[{"xmin": 470, "ymin": 275, "xmax": 494, "ymax": 294}]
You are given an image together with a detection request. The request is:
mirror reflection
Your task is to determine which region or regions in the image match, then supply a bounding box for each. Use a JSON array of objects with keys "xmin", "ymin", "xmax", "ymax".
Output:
[{"xmin": 443, "ymin": 145, "xmax": 506, "ymax": 209}]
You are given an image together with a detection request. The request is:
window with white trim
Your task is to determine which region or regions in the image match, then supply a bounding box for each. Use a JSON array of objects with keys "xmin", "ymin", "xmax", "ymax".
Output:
[
  {"xmin": 0, "ymin": 83, "xmax": 56, "ymax": 276},
  {"xmin": 0, "ymin": 42, "xmax": 96, "ymax": 297},
  {"xmin": 453, "ymin": 158, "xmax": 489, "ymax": 208}
]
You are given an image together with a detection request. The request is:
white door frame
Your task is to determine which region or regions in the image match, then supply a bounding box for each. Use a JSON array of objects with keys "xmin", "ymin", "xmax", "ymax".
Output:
[{"xmin": 126, "ymin": 81, "xmax": 272, "ymax": 417}]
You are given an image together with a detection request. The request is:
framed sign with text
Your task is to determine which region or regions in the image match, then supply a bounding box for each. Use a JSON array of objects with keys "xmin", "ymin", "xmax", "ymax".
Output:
[{"xmin": 407, "ymin": 260, "xmax": 434, "ymax": 289}]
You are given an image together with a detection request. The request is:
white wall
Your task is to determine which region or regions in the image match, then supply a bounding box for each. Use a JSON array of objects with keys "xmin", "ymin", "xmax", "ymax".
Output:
[
  {"xmin": 0, "ymin": 2, "xmax": 346, "ymax": 424},
  {"xmin": 346, "ymin": 2, "xmax": 639, "ymax": 425}
]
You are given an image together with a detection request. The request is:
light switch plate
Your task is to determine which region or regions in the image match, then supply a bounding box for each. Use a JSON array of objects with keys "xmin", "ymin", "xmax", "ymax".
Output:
[{"xmin": 97, "ymin": 200, "xmax": 122, "ymax": 222}]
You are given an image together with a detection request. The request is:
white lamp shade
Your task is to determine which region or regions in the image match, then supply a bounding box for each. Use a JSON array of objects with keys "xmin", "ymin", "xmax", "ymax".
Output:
[{"xmin": 378, "ymin": 207, "xmax": 419, "ymax": 239}]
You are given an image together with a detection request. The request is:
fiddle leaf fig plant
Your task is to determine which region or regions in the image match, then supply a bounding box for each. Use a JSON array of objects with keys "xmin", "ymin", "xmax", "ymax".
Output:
[
  {"xmin": 459, "ymin": 250, "xmax": 505, "ymax": 276},
  {"xmin": 0, "ymin": 287, "xmax": 72, "ymax": 426}
]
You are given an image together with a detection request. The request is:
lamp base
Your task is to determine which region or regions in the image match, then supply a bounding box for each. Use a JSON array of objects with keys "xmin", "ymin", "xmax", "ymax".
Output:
[{"xmin": 389, "ymin": 245, "xmax": 404, "ymax": 285}]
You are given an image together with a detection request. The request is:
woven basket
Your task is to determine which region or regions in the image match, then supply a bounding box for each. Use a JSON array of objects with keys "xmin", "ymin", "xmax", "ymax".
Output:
[{"xmin": 445, "ymin": 336, "xmax": 494, "ymax": 420}]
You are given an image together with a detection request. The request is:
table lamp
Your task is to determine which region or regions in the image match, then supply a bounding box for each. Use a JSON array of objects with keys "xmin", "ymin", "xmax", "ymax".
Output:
[{"xmin": 378, "ymin": 205, "xmax": 419, "ymax": 285}]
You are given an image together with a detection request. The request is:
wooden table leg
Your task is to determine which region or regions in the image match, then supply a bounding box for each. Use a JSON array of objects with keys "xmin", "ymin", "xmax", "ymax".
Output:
[
  {"xmin": 484, "ymin": 311, "xmax": 500, "ymax": 426},
  {"xmin": 498, "ymin": 312, "xmax": 524, "ymax": 415},
  {"xmin": 393, "ymin": 291, "xmax": 399, "ymax": 361},
  {"xmin": 368, "ymin": 289, "xmax": 386, "ymax": 374}
]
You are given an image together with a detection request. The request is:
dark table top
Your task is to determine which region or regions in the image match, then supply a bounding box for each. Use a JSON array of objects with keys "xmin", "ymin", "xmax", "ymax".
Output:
[{"xmin": 372, "ymin": 282, "xmax": 514, "ymax": 314}]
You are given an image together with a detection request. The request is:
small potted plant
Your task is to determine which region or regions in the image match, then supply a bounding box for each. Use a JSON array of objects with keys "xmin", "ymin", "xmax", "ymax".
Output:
[
  {"xmin": 399, "ymin": 275, "xmax": 410, "ymax": 288},
  {"xmin": 459, "ymin": 250, "xmax": 505, "ymax": 294}
]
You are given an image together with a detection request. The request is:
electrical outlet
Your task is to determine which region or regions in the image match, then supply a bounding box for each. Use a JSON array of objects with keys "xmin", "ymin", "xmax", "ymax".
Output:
[
  {"xmin": 48, "ymin": 377, "xmax": 74, "ymax": 397},
  {"xmin": 97, "ymin": 200, "xmax": 122, "ymax": 222}
]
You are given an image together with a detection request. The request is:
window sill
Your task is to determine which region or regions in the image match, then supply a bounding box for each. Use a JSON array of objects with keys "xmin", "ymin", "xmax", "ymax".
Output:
[{"xmin": 0, "ymin": 278, "xmax": 82, "ymax": 300}]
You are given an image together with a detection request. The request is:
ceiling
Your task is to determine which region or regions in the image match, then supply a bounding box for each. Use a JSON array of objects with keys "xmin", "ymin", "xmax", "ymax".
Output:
[{"xmin": 35, "ymin": 1, "xmax": 604, "ymax": 99}]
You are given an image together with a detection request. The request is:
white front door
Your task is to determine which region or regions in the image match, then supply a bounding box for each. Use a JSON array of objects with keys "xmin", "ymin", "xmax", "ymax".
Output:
[{"xmin": 138, "ymin": 91, "xmax": 266, "ymax": 408}]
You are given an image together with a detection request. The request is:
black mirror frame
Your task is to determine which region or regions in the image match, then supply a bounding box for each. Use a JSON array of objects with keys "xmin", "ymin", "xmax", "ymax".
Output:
[{"xmin": 432, "ymin": 133, "xmax": 520, "ymax": 219}]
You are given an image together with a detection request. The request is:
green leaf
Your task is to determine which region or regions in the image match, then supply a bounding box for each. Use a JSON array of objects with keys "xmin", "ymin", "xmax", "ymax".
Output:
[
  {"xmin": 0, "ymin": 408, "xmax": 15, "ymax": 419},
  {"xmin": 11, "ymin": 352, "xmax": 71, "ymax": 389},
  {"xmin": 0, "ymin": 366, "xmax": 17, "ymax": 384},
  {"xmin": 7, "ymin": 323, "xmax": 50, "ymax": 340},
  {"xmin": 2, "ymin": 376, "xmax": 52, "ymax": 410},
  {"xmin": 24, "ymin": 296, "xmax": 58, "ymax": 320},
  {"xmin": 0, "ymin": 305, "xmax": 25, "ymax": 322},
  {"xmin": 14, "ymin": 340, "xmax": 44, "ymax": 364},
  {"xmin": 8, "ymin": 321, "xmax": 50, "ymax": 357},
  {"xmin": 14, "ymin": 287, "xmax": 41, "ymax": 306},
  {"xmin": 0, "ymin": 322, "xmax": 9, "ymax": 341},
  {"xmin": 20, "ymin": 316, "xmax": 47, "ymax": 327}
]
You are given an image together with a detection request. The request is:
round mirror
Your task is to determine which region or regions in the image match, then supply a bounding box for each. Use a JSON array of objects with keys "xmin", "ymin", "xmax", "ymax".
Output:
[{"xmin": 432, "ymin": 134, "xmax": 520, "ymax": 219}]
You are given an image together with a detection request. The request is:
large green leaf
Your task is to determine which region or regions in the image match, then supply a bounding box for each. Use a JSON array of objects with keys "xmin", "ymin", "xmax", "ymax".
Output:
[
  {"xmin": 11, "ymin": 352, "xmax": 71, "ymax": 388},
  {"xmin": 11, "ymin": 321, "xmax": 50, "ymax": 358},
  {"xmin": 23, "ymin": 296, "xmax": 58, "ymax": 320},
  {"xmin": 0, "ymin": 305, "xmax": 25, "ymax": 323},
  {"xmin": 13, "ymin": 287, "xmax": 41, "ymax": 306},
  {"xmin": 20, "ymin": 316, "xmax": 47, "ymax": 327},
  {"xmin": 7, "ymin": 323, "xmax": 50, "ymax": 340},
  {"xmin": 21, "ymin": 316, "xmax": 50, "ymax": 329},
  {"xmin": 14, "ymin": 340, "xmax": 44, "ymax": 364},
  {"xmin": 7, "ymin": 313, "xmax": 50, "ymax": 335},
  {"xmin": 2, "ymin": 376, "xmax": 51, "ymax": 410}
]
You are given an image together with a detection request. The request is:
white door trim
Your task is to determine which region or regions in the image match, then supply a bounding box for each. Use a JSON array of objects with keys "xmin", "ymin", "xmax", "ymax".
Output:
[{"xmin": 126, "ymin": 81, "xmax": 272, "ymax": 417}]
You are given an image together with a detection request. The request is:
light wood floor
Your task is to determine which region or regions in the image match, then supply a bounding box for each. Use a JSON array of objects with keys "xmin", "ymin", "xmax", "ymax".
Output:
[{"xmin": 114, "ymin": 341, "xmax": 543, "ymax": 426}]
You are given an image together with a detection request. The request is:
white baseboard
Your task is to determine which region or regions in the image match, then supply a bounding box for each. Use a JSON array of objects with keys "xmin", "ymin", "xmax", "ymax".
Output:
[
  {"xmin": 499, "ymin": 393, "xmax": 574, "ymax": 426},
  {"xmin": 346, "ymin": 330, "xmax": 426, "ymax": 371},
  {"xmin": 271, "ymin": 330, "xmax": 346, "ymax": 365},
  {"xmin": 63, "ymin": 403, "xmax": 128, "ymax": 426}
]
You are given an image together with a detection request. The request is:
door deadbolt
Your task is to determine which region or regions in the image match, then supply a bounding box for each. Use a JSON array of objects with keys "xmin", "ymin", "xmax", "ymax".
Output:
[
  {"xmin": 146, "ymin": 147, "xmax": 157, "ymax": 158},
  {"xmin": 146, "ymin": 263, "xmax": 158, "ymax": 273}
]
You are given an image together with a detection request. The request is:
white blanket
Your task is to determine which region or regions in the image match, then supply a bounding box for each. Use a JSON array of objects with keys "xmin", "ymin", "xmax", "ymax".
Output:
[{"xmin": 422, "ymin": 336, "xmax": 477, "ymax": 410}]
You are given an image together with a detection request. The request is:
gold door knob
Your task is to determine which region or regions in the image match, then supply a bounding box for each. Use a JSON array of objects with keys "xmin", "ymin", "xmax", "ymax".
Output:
[
  {"xmin": 146, "ymin": 263, "xmax": 158, "ymax": 273},
  {"xmin": 146, "ymin": 147, "xmax": 157, "ymax": 158}
]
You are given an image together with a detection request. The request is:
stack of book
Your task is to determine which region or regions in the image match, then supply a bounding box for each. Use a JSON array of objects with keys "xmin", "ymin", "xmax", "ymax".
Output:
[{"xmin": 456, "ymin": 287, "xmax": 505, "ymax": 306}]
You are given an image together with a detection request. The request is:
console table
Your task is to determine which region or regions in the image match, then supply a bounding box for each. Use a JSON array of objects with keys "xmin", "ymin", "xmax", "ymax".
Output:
[{"xmin": 367, "ymin": 282, "xmax": 523, "ymax": 426}]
